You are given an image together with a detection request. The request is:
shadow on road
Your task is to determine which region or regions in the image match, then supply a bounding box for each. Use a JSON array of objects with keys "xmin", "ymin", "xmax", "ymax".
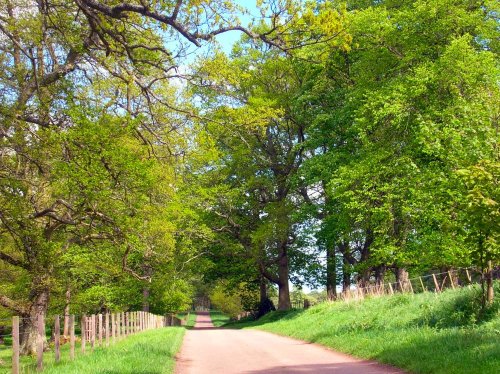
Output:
[{"xmin": 245, "ymin": 362, "xmax": 404, "ymax": 374}]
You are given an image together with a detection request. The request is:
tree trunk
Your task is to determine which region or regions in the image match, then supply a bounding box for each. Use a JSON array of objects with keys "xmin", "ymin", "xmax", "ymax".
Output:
[
  {"xmin": 63, "ymin": 286, "xmax": 70, "ymax": 337},
  {"xmin": 375, "ymin": 265, "xmax": 386, "ymax": 285},
  {"xmin": 259, "ymin": 276, "xmax": 268, "ymax": 304},
  {"xmin": 326, "ymin": 242, "xmax": 337, "ymax": 301},
  {"xmin": 20, "ymin": 288, "xmax": 49, "ymax": 355},
  {"xmin": 277, "ymin": 253, "xmax": 291, "ymax": 310},
  {"xmin": 358, "ymin": 268, "xmax": 371, "ymax": 289},
  {"xmin": 395, "ymin": 267, "xmax": 409, "ymax": 292},
  {"xmin": 375, "ymin": 265, "xmax": 386, "ymax": 293},
  {"xmin": 342, "ymin": 254, "xmax": 351, "ymax": 294}
]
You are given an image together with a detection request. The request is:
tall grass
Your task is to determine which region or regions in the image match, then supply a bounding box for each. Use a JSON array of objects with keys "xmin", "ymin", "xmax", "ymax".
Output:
[{"xmin": 231, "ymin": 284, "xmax": 500, "ymax": 374}]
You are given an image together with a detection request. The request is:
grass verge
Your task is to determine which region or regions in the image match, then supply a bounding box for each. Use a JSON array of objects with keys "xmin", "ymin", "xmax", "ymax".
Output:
[
  {"xmin": 0, "ymin": 327, "xmax": 185, "ymax": 374},
  {"xmin": 177, "ymin": 312, "xmax": 197, "ymax": 328},
  {"xmin": 209, "ymin": 310, "xmax": 230, "ymax": 327},
  {"xmin": 228, "ymin": 284, "xmax": 500, "ymax": 374}
]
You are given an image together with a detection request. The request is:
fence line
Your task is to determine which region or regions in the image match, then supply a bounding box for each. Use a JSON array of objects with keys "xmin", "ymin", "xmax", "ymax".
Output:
[
  {"xmin": 292, "ymin": 267, "xmax": 499, "ymax": 309},
  {"xmin": 5, "ymin": 310, "xmax": 185, "ymax": 374}
]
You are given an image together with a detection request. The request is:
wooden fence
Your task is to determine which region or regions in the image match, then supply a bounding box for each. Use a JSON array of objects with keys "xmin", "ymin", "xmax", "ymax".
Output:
[
  {"xmin": 336, "ymin": 267, "xmax": 498, "ymax": 302},
  {"xmin": 6, "ymin": 311, "xmax": 179, "ymax": 374},
  {"xmin": 292, "ymin": 267, "xmax": 499, "ymax": 308}
]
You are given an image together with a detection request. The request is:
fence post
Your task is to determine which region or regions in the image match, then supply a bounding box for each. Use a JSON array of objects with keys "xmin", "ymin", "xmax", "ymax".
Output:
[
  {"xmin": 465, "ymin": 268, "xmax": 472, "ymax": 283},
  {"xmin": 69, "ymin": 315, "xmax": 75, "ymax": 360},
  {"xmin": 448, "ymin": 271, "xmax": 456, "ymax": 289},
  {"xmin": 122, "ymin": 312, "xmax": 126, "ymax": 336},
  {"xmin": 408, "ymin": 279, "xmax": 414, "ymax": 294},
  {"xmin": 98, "ymin": 313, "xmax": 103, "ymax": 346},
  {"xmin": 127, "ymin": 312, "xmax": 130, "ymax": 335},
  {"xmin": 124, "ymin": 312, "xmax": 127, "ymax": 335},
  {"xmin": 91, "ymin": 314, "xmax": 96, "ymax": 351},
  {"xmin": 419, "ymin": 277, "xmax": 426, "ymax": 292},
  {"xmin": 388, "ymin": 282, "xmax": 394, "ymax": 295},
  {"xmin": 105, "ymin": 313, "xmax": 109, "ymax": 346},
  {"xmin": 12, "ymin": 316, "xmax": 19, "ymax": 374},
  {"xmin": 81, "ymin": 315, "xmax": 86, "ymax": 354},
  {"xmin": 111, "ymin": 313, "xmax": 116, "ymax": 344},
  {"xmin": 37, "ymin": 314, "xmax": 44, "ymax": 372},
  {"xmin": 54, "ymin": 315, "xmax": 60, "ymax": 363},
  {"xmin": 117, "ymin": 313, "xmax": 121, "ymax": 340},
  {"xmin": 432, "ymin": 273, "xmax": 441, "ymax": 293}
]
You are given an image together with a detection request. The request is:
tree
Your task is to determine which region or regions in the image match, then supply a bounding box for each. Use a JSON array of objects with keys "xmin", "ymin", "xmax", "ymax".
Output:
[
  {"xmin": 299, "ymin": 0, "xmax": 499, "ymax": 295},
  {"xmin": 0, "ymin": 0, "xmax": 266, "ymax": 353}
]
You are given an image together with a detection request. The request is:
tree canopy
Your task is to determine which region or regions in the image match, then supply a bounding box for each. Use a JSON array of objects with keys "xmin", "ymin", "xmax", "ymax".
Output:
[{"xmin": 0, "ymin": 0, "xmax": 498, "ymax": 353}]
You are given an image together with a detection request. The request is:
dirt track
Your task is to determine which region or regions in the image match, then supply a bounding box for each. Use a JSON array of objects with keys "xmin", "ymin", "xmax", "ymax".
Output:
[{"xmin": 175, "ymin": 312, "xmax": 405, "ymax": 374}]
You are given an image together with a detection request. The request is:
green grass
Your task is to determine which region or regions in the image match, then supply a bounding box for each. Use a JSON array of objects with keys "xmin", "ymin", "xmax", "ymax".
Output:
[
  {"xmin": 177, "ymin": 312, "xmax": 197, "ymax": 328},
  {"xmin": 0, "ymin": 328, "xmax": 185, "ymax": 374},
  {"xmin": 228, "ymin": 284, "xmax": 500, "ymax": 374},
  {"xmin": 209, "ymin": 310, "xmax": 230, "ymax": 327}
]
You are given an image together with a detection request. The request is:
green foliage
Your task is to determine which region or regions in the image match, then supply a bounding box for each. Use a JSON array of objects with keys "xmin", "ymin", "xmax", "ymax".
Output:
[
  {"xmin": 210, "ymin": 285, "xmax": 241, "ymax": 319},
  {"xmin": 160, "ymin": 280, "xmax": 195, "ymax": 314},
  {"xmin": 296, "ymin": 0, "xmax": 500, "ymax": 286}
]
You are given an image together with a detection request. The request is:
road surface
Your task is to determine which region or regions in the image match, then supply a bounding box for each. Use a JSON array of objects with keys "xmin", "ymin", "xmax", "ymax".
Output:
[{"xmin": 175, "ymin": 312, "xmax": 405, "ymax": 374}]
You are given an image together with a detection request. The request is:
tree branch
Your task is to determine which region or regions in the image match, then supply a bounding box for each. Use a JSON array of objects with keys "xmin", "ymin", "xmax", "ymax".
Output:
[
  {"xmin": 122, "ymin": 245, "xmax": 151, "ymax": 282},
  {"xmin": 0, "ymin": 251, "xmax": 27, "ymax": 269},
  {"xmin": 0, "ymin": 294, "xmax": 27, "ymax": 315},
  {"xmin": 258, "ymin": 261, "xmax": 279, "ymax": 284}
]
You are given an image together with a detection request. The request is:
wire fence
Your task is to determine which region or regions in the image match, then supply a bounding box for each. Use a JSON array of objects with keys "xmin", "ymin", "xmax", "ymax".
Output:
[
  {"xmin": 292, "ymin": 266, "xmax": 500, "ymax": 308},
  {"xmin": 0, "ymin": 311, "xmax": 186, "ymax": 374}
]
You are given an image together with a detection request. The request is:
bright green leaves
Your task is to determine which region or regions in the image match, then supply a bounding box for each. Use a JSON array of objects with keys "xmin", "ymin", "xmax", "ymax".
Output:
[
  {"xmin": 457, "ymin": 161, "xmax": 500, "ymax": 263},
  {"xmin": 297, "ymin": 0, "xmax": 500, "ymax": 277}
]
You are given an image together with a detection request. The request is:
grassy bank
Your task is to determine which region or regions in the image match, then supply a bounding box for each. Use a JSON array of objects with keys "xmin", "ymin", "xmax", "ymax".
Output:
[
  {"xmin": 0, "ymin": 327, "xmax": 185, "ymax": 374},
  {"xmin": 230, "ymin": 285, "xmax": 499, "ymax": 374},
  {"xmin": 177, "ymin": 312, "xmax": 197, "ymax": 328},
  {"xmin": 209, "ymin": 310, "xmax": 230, "ymax": 327}
]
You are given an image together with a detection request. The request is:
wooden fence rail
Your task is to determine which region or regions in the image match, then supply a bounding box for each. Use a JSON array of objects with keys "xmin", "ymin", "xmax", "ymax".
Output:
[{"xmin": 10, "ymin": 311, "xmax": 171, "ymax": 374}]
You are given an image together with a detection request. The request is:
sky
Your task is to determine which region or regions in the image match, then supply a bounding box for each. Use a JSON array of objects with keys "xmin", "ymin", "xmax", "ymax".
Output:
[{"xmin": 178, "ymin": 0, "xmax": 262, "ymax": 62}]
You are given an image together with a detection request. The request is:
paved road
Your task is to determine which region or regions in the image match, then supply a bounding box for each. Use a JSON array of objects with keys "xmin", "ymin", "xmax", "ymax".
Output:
[{"xmin": 175, "ymin": 312, "xmax": 405, "ymax": 374}]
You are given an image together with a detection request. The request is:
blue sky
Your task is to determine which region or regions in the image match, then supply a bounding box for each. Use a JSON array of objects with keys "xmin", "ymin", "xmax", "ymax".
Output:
[{"xmin": 213, "ymin": 0, "xmax": 261, "ymax": 54}]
